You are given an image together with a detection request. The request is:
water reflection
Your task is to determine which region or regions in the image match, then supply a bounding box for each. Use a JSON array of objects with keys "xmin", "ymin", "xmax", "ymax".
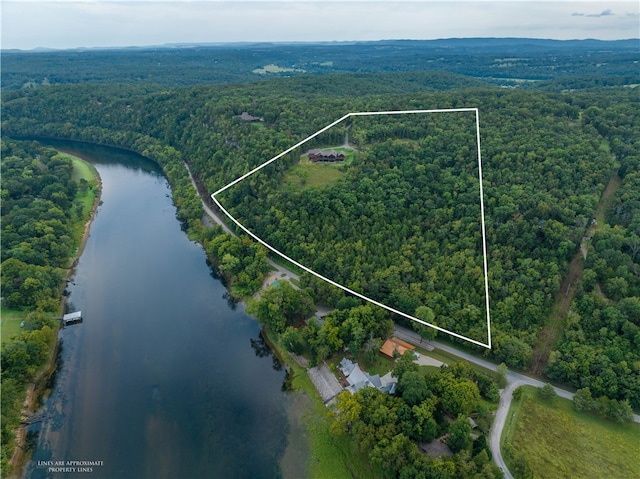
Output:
[{"xmin": 22, "ymin": 140, "xmax": 297, "ymax": 479}]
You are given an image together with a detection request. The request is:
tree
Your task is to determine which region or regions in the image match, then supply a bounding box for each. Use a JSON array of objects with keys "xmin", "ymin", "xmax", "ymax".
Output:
[
  {"xmin": 573, "ymin": 387, "xmax": 594, "ymax": 412},
  {"xmin": 369, "ymin": 433, "xmax": 416, "ymax": 479},
  {"xmin": 411, "ymin": 398, "xmax": 438, "ymax": 442},
  {"xmin": 413, "ymin": 305, "xmax": 437, "ymax": 341},
  {"xmin": 280, "ymin": 326, "xmax": 304, "ymax": 355},
  {"xmin": 434, "ymin": 372, "xmax": 481, "ymax": 416},
  {"xmin": 493, "ymin": 334, "xmax": 533, "ymax": 369},
  {"xmin": 364, "ymin": 335, "xmax": 382, "ymax": 364},
  {"xmin": 398, "ymin": 371, "xmax": 429, "ymax": 406},
  {"xmin": 447, "ymin": 415, "xmax": 472, "ymax": 453},
  {"xmin": 472, "ymin": 433, "xmax": 492, "ymax": 461},
  {"xmin": 246, "ymin": 281, "xmax": 314, "ymax": 334},
  {"xmin": 246, "ymin": 292, "xmax": 286, "ymax": 334},
  {"xmin": 496, "ymin": 363, "xmax": 509, "ymax": 385},
  {"xmin": 392, "ymin": 350, "xmax": 419, "ymax": 380},
  {"xmin": 538, "ymin": 383, "xmax": 558, "ymax": 404},
  {"xmin": 606, "ymin": 398, "xmax": 634, "ymax": 423},
  {"xmin": 605, "ymin": 277, "xmax": 628, "ymax": 301},
  {"xmin": 331, "ymin": 390, "xmax": 363, "ymax": 435}
]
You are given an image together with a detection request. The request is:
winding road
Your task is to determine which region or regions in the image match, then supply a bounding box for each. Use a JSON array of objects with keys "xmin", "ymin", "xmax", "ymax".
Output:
[
  {"xmin": 186, "ymin": 162, "xmax": 639, "ymax": 479},
  {"xmin": 394, "ymin": 325, "xmax": 640, "ymax": 478},
  {"xmin": 185, "ymin": 162, "xmax": 300, "ymax": 283}
]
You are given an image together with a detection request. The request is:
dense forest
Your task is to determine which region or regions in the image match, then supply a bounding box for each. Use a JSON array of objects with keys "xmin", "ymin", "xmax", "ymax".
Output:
[
  {"xmin": 2, "ymin": 39, "xmax": 639, "ymax": 477},
  {"xmin": 546, "ymin": 102, "xmax": 640, "ymax": 409},
  {"xmin": 1, "ymin": 141, "xmax": 91, "ymax": 311},
  {"xmin": 331, "ymin": 355, "xmax": 503, "ymax": 479},
  {"xmin": 3, "ymin": 67, "xmax": 638, "ymax": 372},
  {"xmin": 3, "ymin": 38, "xmax": 638, "ymax": 90},
  {"xmin": 0, "ymin": 140, "xmax": 92, "ymax": 472}
]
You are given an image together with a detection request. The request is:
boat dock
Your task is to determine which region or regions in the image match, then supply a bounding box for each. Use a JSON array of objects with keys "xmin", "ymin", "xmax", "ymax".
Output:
[{"xmin": 62, "ymin": 311, "xmax": 82, "ymax": 326}]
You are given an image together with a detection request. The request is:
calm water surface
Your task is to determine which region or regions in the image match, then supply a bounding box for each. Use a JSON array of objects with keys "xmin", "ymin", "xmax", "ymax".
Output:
[{"xmin": 24, "ymin": 142, "xmax": 296, "ymax": 479}]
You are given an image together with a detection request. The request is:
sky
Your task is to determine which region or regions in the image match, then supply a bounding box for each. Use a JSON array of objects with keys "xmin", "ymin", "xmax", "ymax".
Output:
[{"xmin": 2, "ymin": 1, "xmax": 639, "ymax": 50}]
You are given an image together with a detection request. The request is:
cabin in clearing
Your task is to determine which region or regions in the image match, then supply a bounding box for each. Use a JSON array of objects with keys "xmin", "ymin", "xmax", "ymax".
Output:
[{"xmin": 308, "ymin": 149, "xmax": 346, "ymax": 163}]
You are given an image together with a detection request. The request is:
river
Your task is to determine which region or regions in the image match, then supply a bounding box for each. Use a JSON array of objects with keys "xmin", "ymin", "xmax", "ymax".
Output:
[{"xmin": 23, "ymin": 141, "xmax": 306, "ymax": 479}]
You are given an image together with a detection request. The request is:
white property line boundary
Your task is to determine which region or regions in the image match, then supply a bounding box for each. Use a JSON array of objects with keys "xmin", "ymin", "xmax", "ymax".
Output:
[{"xmin": 212, "ymin": 108, "xmax": 492, "ymax": 349}]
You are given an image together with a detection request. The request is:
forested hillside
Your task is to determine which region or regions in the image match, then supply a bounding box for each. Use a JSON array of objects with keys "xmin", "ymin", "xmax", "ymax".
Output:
[
  {"xmin": 2, "ymin": 68, "xmax": 639, "ymax": 411},
  {"xmin": 546, "ymin": 102, "xmax": 640, "ymax": 409},
  {"xmin": 3, "ymin": 38, "xmax": 638, "ymax": 90},
  {"xmin": 0, "ymin": 140, "xmax": 90, "ymax": 472}
]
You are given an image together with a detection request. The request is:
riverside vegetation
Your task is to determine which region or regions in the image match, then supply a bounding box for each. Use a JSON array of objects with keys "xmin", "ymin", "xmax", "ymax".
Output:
[
  {"xmin": 0, "ymin": 140, "xmax": 99, "ymax": 474},
  {"xmin": 2, "ymin": 39, "xmax": 639, "ymax": 478}
]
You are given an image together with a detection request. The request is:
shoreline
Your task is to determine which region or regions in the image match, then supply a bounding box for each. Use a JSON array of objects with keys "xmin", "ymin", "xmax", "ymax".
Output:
[{"xmin": 8, "ymin": 154, "xmax": 103, "ymax": 478}]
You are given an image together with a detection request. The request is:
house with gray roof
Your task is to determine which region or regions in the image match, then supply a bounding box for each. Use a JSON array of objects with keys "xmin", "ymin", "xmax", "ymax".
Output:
[{"xmin": 338, "ymin": 358, "xmax": 397, "ymax": 395}]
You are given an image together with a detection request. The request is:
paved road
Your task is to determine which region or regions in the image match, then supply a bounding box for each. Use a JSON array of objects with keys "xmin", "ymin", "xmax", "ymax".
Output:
[
  {"xmin": 187, "ymin": 164, "xmax": 640, "ymax": 478},
  {"xmin": 394, "ymin": 324, "xmax": 640, "ymax": 478},
  {"xmin": 186, "ymin": 162, "xmax": 300, "ymax": 284}
]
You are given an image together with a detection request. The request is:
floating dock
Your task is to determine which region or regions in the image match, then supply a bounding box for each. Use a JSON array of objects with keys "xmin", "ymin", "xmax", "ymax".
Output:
[{"xmin": 62, "ymin": 311, "xmax": 83, "ymax": 326}]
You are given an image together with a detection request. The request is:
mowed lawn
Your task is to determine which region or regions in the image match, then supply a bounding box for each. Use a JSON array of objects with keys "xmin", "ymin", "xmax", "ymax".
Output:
[
  {"xmin": 64, "ymin": 153, "xmax": 100, "ymax": 216},
  {"xmin": 1, "ymin": 307, "xmax": 26, "ymax": 344},
  {"xmin": 506, "ymin": 386, "xmax": 640, "ymax": 479},
  {"xmin": 284, "ymin": 161, "xmax": 346, "ymax": 190}
]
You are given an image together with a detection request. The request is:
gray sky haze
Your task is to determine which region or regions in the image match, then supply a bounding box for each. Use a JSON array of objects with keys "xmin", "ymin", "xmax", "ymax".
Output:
[{"xmin": 2, "ymin": 1, "xmax": 639, "ymax": 50}]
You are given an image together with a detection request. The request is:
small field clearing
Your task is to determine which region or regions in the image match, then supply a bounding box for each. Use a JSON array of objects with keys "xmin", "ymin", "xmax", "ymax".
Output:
[{"xmin": 503, "ymin": 385, "xmax": 640, "ymax": 479}]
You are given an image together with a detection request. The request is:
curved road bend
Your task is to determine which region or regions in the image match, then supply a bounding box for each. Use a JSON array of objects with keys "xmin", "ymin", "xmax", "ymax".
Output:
[
  {"xmin": 186, "ymin": 164, "xmax": 639, "ymax": 478},
  {"xmin": 394, "ymin": 325, "xmax": 640, "ymax": 479}
]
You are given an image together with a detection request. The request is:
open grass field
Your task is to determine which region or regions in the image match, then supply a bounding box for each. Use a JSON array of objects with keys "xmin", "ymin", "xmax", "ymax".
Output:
[
  {"xmin": 503, "ymin": 385, "xmax": 640, "ymax": 479},
  {"xmin": 253, "ymin": 64, "xmax": 306, "ymax": 74},
  {"xmin": 358, "ymin": 352, "xmax": 395, "ymax": 377},
  {"xmin": 1, "ymin": 307, "xmax": 26, "ymax": 344},
  {"xmin": 65, "ymin": 153, "xmax": 100, "ymax": 216},
  {"xmin": 65, "ymin": 152, "xmax": 97, "ymax": 183},
  {"xmin": 284, "ymin": 160, "xmax": 346, "ymax": 190},
  {"xmin": 283, "ymin": 147, "xmax": 356, "ymax": 191}
]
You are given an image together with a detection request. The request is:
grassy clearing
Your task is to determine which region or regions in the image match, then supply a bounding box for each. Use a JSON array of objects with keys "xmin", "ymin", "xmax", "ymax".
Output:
[
  {"xmin": 1, "ymin": 308, "xmax": 27, "ymax": 344},
  {"xmin": 283, "ymin": 147, "xmax": 356, "ymax": 191},
  {"xmin": 253, "ymin": 64, "xmax": 306, "ymax": 74},
  {"xmin": 60, "ymin": 153, "xmax": 101, "ymax": 264},
  {"xmin": 66, "ymin": 154, "xmax": 100, "ymax": 215},
  {"xmin": 284, "ymin": 161, "xmax": 346, "ymax": 190},
  {"xmin": 63, "ymin": 152, "xmax": 97, "ymax": 182},
  {"xmin": 358, "ymin": 352, "xmax": 395, "ymax": 377},
  {"xmin": 503, "ymin": 385, "xmax": 640, "ymax": 479}
]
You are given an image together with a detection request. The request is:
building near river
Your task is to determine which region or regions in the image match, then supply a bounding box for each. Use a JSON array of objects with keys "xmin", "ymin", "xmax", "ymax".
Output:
[
  {"xmin": 62, "ymin": 311, "xmax": 82, "ymax": 325},
  {"xmin": 338, "ymin": 358, "xmax": 397, "ymax": 395}
]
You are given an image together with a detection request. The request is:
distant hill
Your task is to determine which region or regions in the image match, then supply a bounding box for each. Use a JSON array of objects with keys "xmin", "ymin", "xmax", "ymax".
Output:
[{"xmin": 2, "ymin": 38, "xmax": 638, "ymax": 90}]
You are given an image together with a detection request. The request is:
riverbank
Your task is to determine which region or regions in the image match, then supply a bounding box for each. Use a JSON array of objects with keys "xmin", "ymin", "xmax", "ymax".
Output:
[
  {"xmin": 188, "ymin": 161, "xmax": 374, "ymax": 478},
  {"xmin": 262, "ymin": 329, "xmax": 375, "ymax": 479},
  {"xmin": 7, "ymin": 152, "xmax": 102, "ymax": 478}
]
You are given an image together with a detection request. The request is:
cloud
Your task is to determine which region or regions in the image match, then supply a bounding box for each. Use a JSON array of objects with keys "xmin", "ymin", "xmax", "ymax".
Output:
[
  {"xmin": 572, "ymin": 8, "xmax": 615, "ymax": 17},
  {"xmin": 2, "ymin": 1, "xmax": 638, "ymax": 50}
]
